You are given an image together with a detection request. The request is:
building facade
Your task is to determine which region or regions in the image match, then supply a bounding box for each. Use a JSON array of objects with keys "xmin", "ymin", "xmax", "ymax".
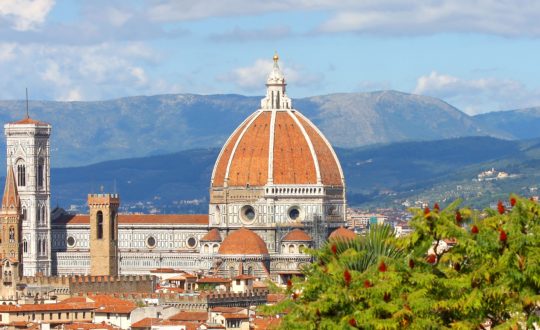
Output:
[{"xmin": 2, "ymin": 54, "xmax": 348, "ymax": 285}]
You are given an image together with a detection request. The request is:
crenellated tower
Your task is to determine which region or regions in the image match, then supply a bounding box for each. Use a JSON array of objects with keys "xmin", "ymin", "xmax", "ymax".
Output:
[
  {"xmin": 4, "ymin": 117, "xmax": 52, "ymax": 276},
  {"xmin": 88, "ymin": 193, "xmax": 120, "ymax": 276}
]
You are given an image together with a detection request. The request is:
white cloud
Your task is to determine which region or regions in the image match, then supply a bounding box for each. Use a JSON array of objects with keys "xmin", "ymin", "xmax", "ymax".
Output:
[
  {"xmin": 316, "ymin": 1, "xmax": 540, "ymax": 37},
  {"xmin": 0, "ymin": 42, "xmax": 183, "ymax": 101},
  {"xmin": 209, "ymin": 26, "xmax": 292, "ymax": 42},
  {"xmin": 0, "ymin": 0, "xmax": 55, "ymax": 31},
  {"xmin": 218, "ymin": 58, "xmax": 323, "ymax": 92},
  {"xmin": 413, "ymin": 71, "xmax": 540, "ymax": 114},
  {"xmin": 145, "ymin": 0, "xmax": 540, "ymax": 38}
]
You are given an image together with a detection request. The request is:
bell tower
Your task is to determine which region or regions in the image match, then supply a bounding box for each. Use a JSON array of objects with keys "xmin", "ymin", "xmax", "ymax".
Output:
[
  {"xmin": 4, "ymin": 116, "xmax": 51, "ymax": 276},
  {"xmin": 0, "ymin": 165, "xmax": 22, "ymax": 262},
  {"xmin": 88, "ymin": 193, "xmax": 119, "ymax": 276}
]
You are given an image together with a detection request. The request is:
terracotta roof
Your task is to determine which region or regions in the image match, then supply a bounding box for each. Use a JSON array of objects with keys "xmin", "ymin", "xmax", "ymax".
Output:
[
  {"xmin": 253, "ymin": 317, "xmax": 281, "ymax": 329},
  {"xmin": 211, "ymin": 109, "xmax": 344, "ymax": 187},
  {"xmin": 55, "ymin": 214, "xmax": 208, "ymax": 225},
  {"xmin": 150, "ymin": 268, "xmax": 182, "ymax": 273},
  {"xmin": 131, "ymin": 318, "xmax": 160, "ymax": 328},
  {"xmin": 329, "ymin": 227, "xmax": 356, "ymax": 240},
  {"xmin": 282, "ymin": 229, "xmax": 311, "ymax": 241},
  {"xmin": 95, "ymin": 304, "xmax": 135, "ymax": 314},
  {"xmin": 218, "ymin": 228, "xmax": 269, "ymax": 255},
  {"xmin": 234, "ymin": 274, "xmax": 255, "ymax": 280},
  {"xmin": 131, "ymin": 318, "xmax": 198, "ymax": 330},
  {"xmin": 2, "ymin": 165, "xmax": 20, "ymax": 211},
  {"xmin": 222, "ymin": 313, "xmax": 248, "ymax": 319},
  {"xmin": 64, "ymin": 323, "xmax": 117, "ymax": 330},
  {"xmin": 0, "ymin": 302, "xmax": 95, "ymax": 312},
  {"xmin": 89, "ymin": 294, "xmax": 136, "ymax": 314},
  {"xmin": 197, "ymin": 277, "xmax": 231, "ymax": 284},
  {"xmin": 211, "ymin": 307, "xmax": 245, "ymax": 313},
  {"xmin": 267, "ymin": 293, "xmax": 286, "ymax": 303},
  {"xmin": 201, "ymin": 228, "xmax": 222, "ymax": 242},
  {"xmin": 168, "ymin": 311, "xmax": 208, "ymax": 322},
  {"xmin": 10, "ymin": 117, "xmax": 49, "ymax": 126}
]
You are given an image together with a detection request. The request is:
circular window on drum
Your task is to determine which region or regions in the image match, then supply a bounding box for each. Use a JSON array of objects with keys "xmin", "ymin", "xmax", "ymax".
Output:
[
  {"xmin": 186, "ymin": 237, "xmax": 197, "ymax": 248},
  {"xmin": 67, "ymin": 236, "xmax": 76, "ymax": 247},
  {"xmin": 288, "ymin": 206, "xmax": 302, "ymax": 221},
  {"xmin": 240, "ymin": 205, "xmax": 256, "ymax": 223},
  {"xmin": 146, "ymin": 236, "xmax": 156, "ymax": 248}
]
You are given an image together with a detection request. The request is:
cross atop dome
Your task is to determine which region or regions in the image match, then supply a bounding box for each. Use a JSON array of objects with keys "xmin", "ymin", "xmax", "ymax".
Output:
[{"xmin": 261, "ymin": 52, "xmax": 291, "ymax": 110}]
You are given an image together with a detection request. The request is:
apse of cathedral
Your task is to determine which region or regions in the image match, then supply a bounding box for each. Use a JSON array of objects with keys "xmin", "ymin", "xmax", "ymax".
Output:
[{"xmin": 0, "ymin": 54, "xmax": 349, "ymax": 285}]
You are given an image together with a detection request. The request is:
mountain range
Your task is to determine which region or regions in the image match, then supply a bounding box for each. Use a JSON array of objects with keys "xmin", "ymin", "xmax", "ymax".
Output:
[
  {"xmin": 0, "ymin": 90, "xmax": 534, "ymax": 171},
  {"xmin": 33, "ymin": 136, "xmax": 540, "ymax": 212}
]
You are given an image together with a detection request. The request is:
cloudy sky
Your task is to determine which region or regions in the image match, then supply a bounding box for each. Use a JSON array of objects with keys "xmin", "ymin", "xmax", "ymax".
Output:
[{"xmin": 1, "ymin": 0, "xmax": 540, "ymax": 114}]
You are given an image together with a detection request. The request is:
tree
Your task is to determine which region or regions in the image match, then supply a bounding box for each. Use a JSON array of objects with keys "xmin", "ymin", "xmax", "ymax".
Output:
[{"xmin": 265, "ymin": 196, "xmax": 540, "ymax": 329}]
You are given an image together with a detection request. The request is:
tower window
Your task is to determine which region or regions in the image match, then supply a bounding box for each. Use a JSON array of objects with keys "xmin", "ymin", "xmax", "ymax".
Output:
[
  {"xmin": 8, "ymin": 227, "xmax": 14, "ymax": 243},
  {"xmin": 17, "ymin": 164, "xmax": 25, "ymax": 187},
  {"xmin": 23, "ymin": 240, "xmax": 28, "ymax": 253},
  {"xmin": 41, "ymin": 239, "xmax": 47, "ymax": 256},
  {"xmin": 97, "ymin": 211, "xmax": 103, "ymax": 239},
  {"xmin": 37, "ymin": 158, "xmax": 44, "ymax": 188},
  {"xmin": 21, "ymin": 207, "xmax": 27, "ymax": 221},
  {"xmin": 110, "ymin": 211, "xmax": 116, "ymax": 240}
]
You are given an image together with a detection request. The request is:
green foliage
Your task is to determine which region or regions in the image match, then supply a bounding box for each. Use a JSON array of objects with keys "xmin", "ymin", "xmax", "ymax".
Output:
[{"xmin": 266, "ymin": 196, "xmax": 540, "ymax": 329}]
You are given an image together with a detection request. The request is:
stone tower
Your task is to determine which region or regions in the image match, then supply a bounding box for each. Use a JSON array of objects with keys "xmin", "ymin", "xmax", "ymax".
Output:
[
  {"xmin": 0, "ymin": 165, "xmax": 22, "ymax": 296},
  {"xmin": 0, "ymin": 165, "xmax": 22, "ymax": 262},
  {"xmin": 88, "ymin": 193, "xmax": 119, "ymax": 276},
  {"xmin": 4, "ymin": 117, "xmax": 52, "ymax": 276}
]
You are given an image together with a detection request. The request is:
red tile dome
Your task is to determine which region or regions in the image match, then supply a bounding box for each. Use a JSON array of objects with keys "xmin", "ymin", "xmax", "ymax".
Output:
[
  {"xmin": 329, "ymin": 227, "xmax": 356, "ymax": 240},
  {"xmin": 210, "ymin": 54, "xmax": 344, "ymax": 188},
  {"xmin": 218, "ymin": 228, "xmax": 269, "ymax": 255},
  {"xmin": 201, "ymin": 228, "xmax": 222, "ymax": 242},
  {"xmin": 282, "ymin": 229, "xmax": 312, "ymax": 242}
]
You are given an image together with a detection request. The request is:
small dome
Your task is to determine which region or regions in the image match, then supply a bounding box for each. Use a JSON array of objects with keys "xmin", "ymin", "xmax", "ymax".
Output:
[
  {"xmin": 282, "ymin": 229, "xmax": 312, "ymax": 242},
  {"xmin": 201, "ymin": 228, "xmax": 222, "ymax": 242},
  {"xmin": 329, "ymin": 227, "xmax": 356, "ymax": 240},
  {"xmin": 218, "ymin": 228, "xmax": 269, "ymax": 255}
]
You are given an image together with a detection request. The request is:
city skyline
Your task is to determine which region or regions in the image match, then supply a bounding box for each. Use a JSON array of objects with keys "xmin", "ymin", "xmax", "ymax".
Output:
[{"xmin": 0, "ymin": 1, "xmax": 538, "ymax": 114}]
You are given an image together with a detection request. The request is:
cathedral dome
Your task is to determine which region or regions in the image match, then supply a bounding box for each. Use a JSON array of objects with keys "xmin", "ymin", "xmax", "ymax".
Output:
[
  {"xmin": 218, "ymin": 228, "xmax": 269, "ymax": 255},
  {"xmin": 211, "ymin": 54, "xmax": 344, "ymax": 188},
  {"xmin": 282, "ymin": 229, "xmax": 311, "ymax": 242},
  {"xmin": 329, "ymin": 227, "xmax": 356, "ymax": 241}
]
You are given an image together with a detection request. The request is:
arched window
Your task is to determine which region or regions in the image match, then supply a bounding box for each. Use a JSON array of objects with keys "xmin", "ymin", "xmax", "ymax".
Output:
[
  {"xmin": 23, "ymin": 240, "xmax": 28, "ymax": 253},
  {"xmin": 37, "ymin": 158, "xmax": 44, "ymax": 188},
  {"xmin": 212, "ymin": 244, "xmax": 219, "ymax": 253},
  {"xmin": 96, "ymin": 211, "xmax": 103, "ymax": 239},
  {"xmin": 229, "ymin": 266, "xmax": 235, "ymax": 279},
  {"xmin": 37, "ymin": 239, "xmax": 42, "ymax": 254},
  {"xmin": 203, "ymin": 245, "xmax": 209, "ymax": 254},
  {"xmin": 21, "ymin": 207, "xmax": 27, "ymax": 221},
  {"xmin": 288, "ymin": 244, "xmax": 294, "ymax": 254},
  {"xmin": 110, "ymin": 211, "xmax": 116, "ymax": 240},
  {"xmin": 38, "ymin": 205, "xmax": 45, "ymax": 225},
  {"xmin": 17, "ymin": 164, "xmax": 25, "ymax": 187},
  {"xmin": 247, "ymin": 266, "xmax": 253, "ymax": 275},
  {"xmin": 41, "ymin": 239, "xmax": 46, "ymax": 256},
  {"xmin": 8, "ymin": 227, "xmax": 14, "ymax": 242}
]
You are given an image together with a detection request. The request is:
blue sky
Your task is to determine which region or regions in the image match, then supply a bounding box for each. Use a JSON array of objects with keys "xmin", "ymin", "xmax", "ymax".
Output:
[{"xmin": 0, "ymin": 0, "xmax": 539, "ymax": 114}]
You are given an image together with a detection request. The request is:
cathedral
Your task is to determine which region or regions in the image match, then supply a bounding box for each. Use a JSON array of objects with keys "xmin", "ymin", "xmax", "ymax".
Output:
[{"xmin": 0, "ymin": 54, "xmax": 348, "ymax": 285}]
